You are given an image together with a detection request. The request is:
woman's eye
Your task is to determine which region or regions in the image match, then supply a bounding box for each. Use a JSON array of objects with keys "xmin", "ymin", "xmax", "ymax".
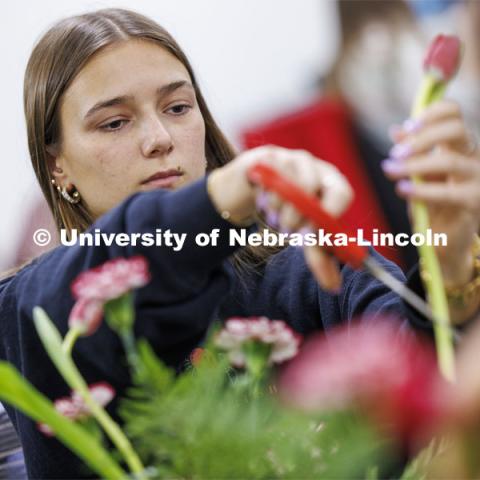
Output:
[
  {"xmin": 167, "ymin": 104, "xmax": 191, "ymax": 115},
  {"xmin": 99, "ymin": 119, "xmax": 129, "ymax": 131}
]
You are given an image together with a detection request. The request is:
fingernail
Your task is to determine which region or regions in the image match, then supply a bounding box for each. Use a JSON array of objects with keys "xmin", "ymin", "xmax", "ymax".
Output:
[
  {"xmin": 255, "ymin": 191, "xmax": 269, "ymax": 212},
  {"xmin": 397, "ymin": 180, "xmax": 414, "ymax": 194},
  {"xmin": 381, "ymin": 159, "xmax": 405, "ymax": 174},
  {"xmin": 389, "ymin": 143, "xmax": 412, "ymax": 161},
  {"xmin": 265, "ymin": 209, "xmax": 279, "ymax": 228},
  {"xmin": 298, "ymin": 226, "xmax": 313, "ymax": 237},
  {"xmin": 403, "ymin": 117, "xmax": 422, "ymax": 134}
]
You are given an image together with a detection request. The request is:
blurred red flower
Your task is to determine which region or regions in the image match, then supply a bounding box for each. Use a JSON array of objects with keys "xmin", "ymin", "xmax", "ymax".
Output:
[{"xmin": 278, "ymin": 320, "xmax": 449, "ymax": 445}]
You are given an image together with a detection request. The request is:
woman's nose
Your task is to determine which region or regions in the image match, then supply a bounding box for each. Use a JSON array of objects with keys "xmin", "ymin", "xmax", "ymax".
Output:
[{"xmin": 141, "ymin": 116, "xmax": 173, "ymax": 158}]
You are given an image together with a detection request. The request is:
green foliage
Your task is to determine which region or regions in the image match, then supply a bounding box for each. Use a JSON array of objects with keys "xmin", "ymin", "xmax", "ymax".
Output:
[
  {"xmin": 0, "ymin": 362, "xmax": 125, "ymax": 479},
  {"xmin": 120, "ymin": 338, "xmax": 391, "ymax": 479}
]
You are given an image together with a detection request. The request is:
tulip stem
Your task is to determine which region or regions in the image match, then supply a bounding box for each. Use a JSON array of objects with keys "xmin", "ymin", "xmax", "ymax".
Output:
[{"xmin": 410, "ymin": 73, "xmax": 455, "ymax": 382}]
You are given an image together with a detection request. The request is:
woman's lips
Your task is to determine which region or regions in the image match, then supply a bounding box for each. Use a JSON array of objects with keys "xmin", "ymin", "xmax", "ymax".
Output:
[
  {"xmin": 143, "ymin": 175, "xmax": 181, "ymax": 188},
  {"xmin": 141, "ymin": 170, "xmax": 183, "ymax": 189}
]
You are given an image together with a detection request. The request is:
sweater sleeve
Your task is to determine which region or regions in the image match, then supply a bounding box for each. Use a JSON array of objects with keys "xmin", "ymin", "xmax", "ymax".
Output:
[
  {"xmin": 220, "ymin": 247, "xmax": 415, "ymax": 335},
  {"xmin": 1, "ymin": 176, "xmax": 249, "ymax": 389},
  {"xmin": 0, "ymin": 176, "xmax": 256, "ymax": 479}
]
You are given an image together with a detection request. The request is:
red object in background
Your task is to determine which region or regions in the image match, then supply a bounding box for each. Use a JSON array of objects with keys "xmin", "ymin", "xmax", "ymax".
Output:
[
  {"xmin": 242, "ymin": 98, "xmax": 401, "ymax": 266},
  {"xmin": 423, "ymin": 34, "xmax": 462, "ymax": 82}
]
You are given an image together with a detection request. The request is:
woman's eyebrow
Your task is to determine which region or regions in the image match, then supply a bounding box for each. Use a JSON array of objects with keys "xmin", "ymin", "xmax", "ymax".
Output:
[{"xmin": 83, "ymin": 80, "xmax": 194, "ymax": 120}]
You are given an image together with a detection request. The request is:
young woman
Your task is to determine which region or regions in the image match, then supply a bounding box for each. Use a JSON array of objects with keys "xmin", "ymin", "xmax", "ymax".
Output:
[{"xmin": 1, "ymin": 8, "xmax": 479, "ymax": 478}]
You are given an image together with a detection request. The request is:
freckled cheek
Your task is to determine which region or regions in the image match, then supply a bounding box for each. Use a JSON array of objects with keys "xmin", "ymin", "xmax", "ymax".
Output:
[
  {"xmin": 70, "ymin": 140, "xmax": 137, "ymax": 207},
  {"xmin": 174, "ymin": 115, "xmax": 207, "ymax": 178}
]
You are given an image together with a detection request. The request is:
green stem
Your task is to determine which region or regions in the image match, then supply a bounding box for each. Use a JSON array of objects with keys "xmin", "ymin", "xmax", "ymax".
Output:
[
  {"xmin": 69, "ymin": 368, "xmax": 145, "ymax": 477},
  {"xmin": 410, "ymin": 74, "xmax": 455, "ymax": 382},
  {"xmin": 34, "ymin": 307, "xmax": 146, "ymax": 477},
  {"xmin": 62, "ymin": 327, "xmax": 81, "ymax": 356},
  {"xmin": 120, "ymin": 329, "xmax": 140, "ymax": 375}
]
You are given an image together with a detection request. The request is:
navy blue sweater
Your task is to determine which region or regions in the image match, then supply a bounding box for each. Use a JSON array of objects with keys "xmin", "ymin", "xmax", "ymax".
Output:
[{"xmin": 0, "ymin": 176, "xmax": 427, "ymax": 478}]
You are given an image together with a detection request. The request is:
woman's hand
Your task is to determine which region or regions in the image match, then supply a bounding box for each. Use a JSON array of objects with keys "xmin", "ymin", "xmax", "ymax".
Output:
[
  {"xmin": 384, "ymin": 100, "xmax": 480, "ymax": 287},
  {"xmin": 207, "ymin": 146, "xmax": 353, "ymax": 291},
  {"xmin": 383, "ymin": 100, "xmax": 480, "ymax": 322}
]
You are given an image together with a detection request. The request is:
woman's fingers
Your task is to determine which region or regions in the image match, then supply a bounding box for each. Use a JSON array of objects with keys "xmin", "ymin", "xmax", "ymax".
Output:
[
  {"xmin": 395, "ymin": 179, "xmax": 480, "ymax": 210},
  {"xmin": 414, "ymin": 99, "xmax": 463, "ymax": 127},
  {"xmin": 390, "ymin": 119, "xmax": 469, "ymax": 159},
  {"xmin": 303, "ymin": 245, "xmax": 342, "ymax": 292},
  {"xmin": 382, "ymin": 150, "xmax": 480, "ymax": 179},
  {"xmin": 252, "ymin": 147, "xmax": 353, "ymax": 230},
  {"xmin": 389, "ymin": 100, "xmax": 462, "ymax": 143}
]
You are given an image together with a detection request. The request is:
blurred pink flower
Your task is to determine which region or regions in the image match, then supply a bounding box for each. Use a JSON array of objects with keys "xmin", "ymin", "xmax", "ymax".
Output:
[
  {"xmin": 71, "ymin": 256, "xmax": 150, "ymax": 302},
  {"xmin": 278, "ymin": 321, "xmax": 446, "ymax": 443},
  {"xmin": 38, "ymin": 382, "xmax": 115, "ymax": 436},
  {"xmin": 68, "ymin": 297, "xmax": 104, "ymax": 336},
  {"xmin": 215, "ymin": 317, "xmax": 301, "ymax": 368}
]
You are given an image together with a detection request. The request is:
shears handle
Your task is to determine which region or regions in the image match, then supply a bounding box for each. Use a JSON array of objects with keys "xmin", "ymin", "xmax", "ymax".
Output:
[{"xmin": 247, "ymin": 163, "xmax": 368, "ymax": 269}]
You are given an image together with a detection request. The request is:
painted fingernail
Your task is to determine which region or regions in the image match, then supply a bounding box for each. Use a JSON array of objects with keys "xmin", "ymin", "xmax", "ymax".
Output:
[
  {"xmin": 255, "ymin": 191, "xmax": 269, "ymax": 212},
  {"xmin": 397, "ymin": 180, "xmax": 414, "ymax": 194},
  {"xmin": 298, "ymin": 226, "xmax": 313, "ymax": 237},
  {"xmin": 265, "ymin": 209, "xmax": 280, "ymax": 228},
  {"xmin": 403, "ymin": 117, "xmax": 422, "ymax": 134},
  {"xmin": 279, "ymin": 225, "xmax": 291, "ymax": 234},
  {"xmin": 389, "ymin": 143, "xmax": 412, "ymax": 161},
  {"xmin": 381, "ymin": 159, "xmax": 405, "ymax": 174}
]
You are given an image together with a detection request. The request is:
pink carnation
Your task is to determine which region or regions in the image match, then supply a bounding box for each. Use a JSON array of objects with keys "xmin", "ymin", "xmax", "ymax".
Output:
[
  {"xmin": 71, "ymin": 256, "xmax": 150, "ymax": 302},
  {"xmin": 39, "ymin": 382, "xmax": 115, "ymax": 436},
  {"xmin": 68, "ymin": 297, "xmax": 104, "ymax": 336},
  {"xmin": 215, "ymin": 317, "xmax": 301, "ymax": 368}
]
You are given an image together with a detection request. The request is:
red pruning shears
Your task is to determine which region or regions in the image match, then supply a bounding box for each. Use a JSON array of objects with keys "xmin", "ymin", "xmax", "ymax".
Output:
[{"xmin": 247, "ymin": 163, "xmax": 437, "ymax": 324}]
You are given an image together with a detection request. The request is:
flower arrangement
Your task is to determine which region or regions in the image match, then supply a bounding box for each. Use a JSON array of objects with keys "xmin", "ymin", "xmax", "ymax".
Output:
[
  {"xmin": 1, "ymin": 253, "xmax": 478, "ymax": 479},
  {"xmin": 0, "ymin": 33, "xmax": 474, "ymax": 480}
]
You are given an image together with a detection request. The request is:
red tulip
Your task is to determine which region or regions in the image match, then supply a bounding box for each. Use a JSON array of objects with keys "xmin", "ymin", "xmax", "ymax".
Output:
[{"xmin": 423, "ymin": 34, "xmax": 462, "ymax": 83}]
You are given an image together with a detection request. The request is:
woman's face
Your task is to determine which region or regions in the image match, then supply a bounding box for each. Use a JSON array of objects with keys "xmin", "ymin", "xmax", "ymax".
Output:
[{"xmin": 52, "ymin": 39, "xmax": 207, "ymax": 218}]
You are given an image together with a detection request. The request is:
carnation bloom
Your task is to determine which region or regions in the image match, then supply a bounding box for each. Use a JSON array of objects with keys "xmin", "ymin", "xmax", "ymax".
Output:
[
  {"xmin": 38, "ymin": 382, "xmax": 115, "ymax": 436},
  {"xmin": 71, "ymin": 256, "xmax": 151, "ymax": 302},
  {"xmin": 68, "ymin": 297, "xmax": 104, "ymax": 336},
  {"xmin": 214, "ymin": 317, "xmax": 301, "ymax": 368},
  {"xmin": 278, "ymin": 320, "xmax": 447, "ymax": 444}
]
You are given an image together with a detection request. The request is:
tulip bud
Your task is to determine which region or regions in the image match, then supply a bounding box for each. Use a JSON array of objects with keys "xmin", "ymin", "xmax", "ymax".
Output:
[{"xmin": 423, "ymin": 34, "xmax": 462, "ymax": 83}]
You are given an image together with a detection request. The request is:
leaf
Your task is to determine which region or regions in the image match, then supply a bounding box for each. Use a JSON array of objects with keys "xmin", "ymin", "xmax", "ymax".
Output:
[
  {"xmin": 0, "ymin": 362, "xmax": 125, "ymax": 479},
  {"xmin": 135, "ymin": 339, "xmax": 174, "ymax": 391}
]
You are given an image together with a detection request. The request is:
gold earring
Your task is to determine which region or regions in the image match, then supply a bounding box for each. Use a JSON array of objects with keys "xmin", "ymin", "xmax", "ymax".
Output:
[{"xmin": 51, "ymin": 179, "xmax": 80, "ymax": 204}]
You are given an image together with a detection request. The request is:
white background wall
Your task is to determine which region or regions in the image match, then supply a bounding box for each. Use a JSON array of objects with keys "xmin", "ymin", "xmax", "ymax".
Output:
[{"xmin": 1, "ymin": 0, "xmax": 338, "ymax": 267}]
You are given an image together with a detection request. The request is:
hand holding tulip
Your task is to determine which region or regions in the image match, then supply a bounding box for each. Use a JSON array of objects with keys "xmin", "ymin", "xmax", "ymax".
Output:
[{"xmin": 383, "ymin": 100, "xmax": 480, "ymax": 322}]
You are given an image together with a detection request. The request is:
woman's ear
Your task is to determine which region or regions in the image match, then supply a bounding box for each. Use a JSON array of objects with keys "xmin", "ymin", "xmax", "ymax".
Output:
[{"xmin": 46, "ymin": 144, "xmax": 68, "ymax": 185}]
